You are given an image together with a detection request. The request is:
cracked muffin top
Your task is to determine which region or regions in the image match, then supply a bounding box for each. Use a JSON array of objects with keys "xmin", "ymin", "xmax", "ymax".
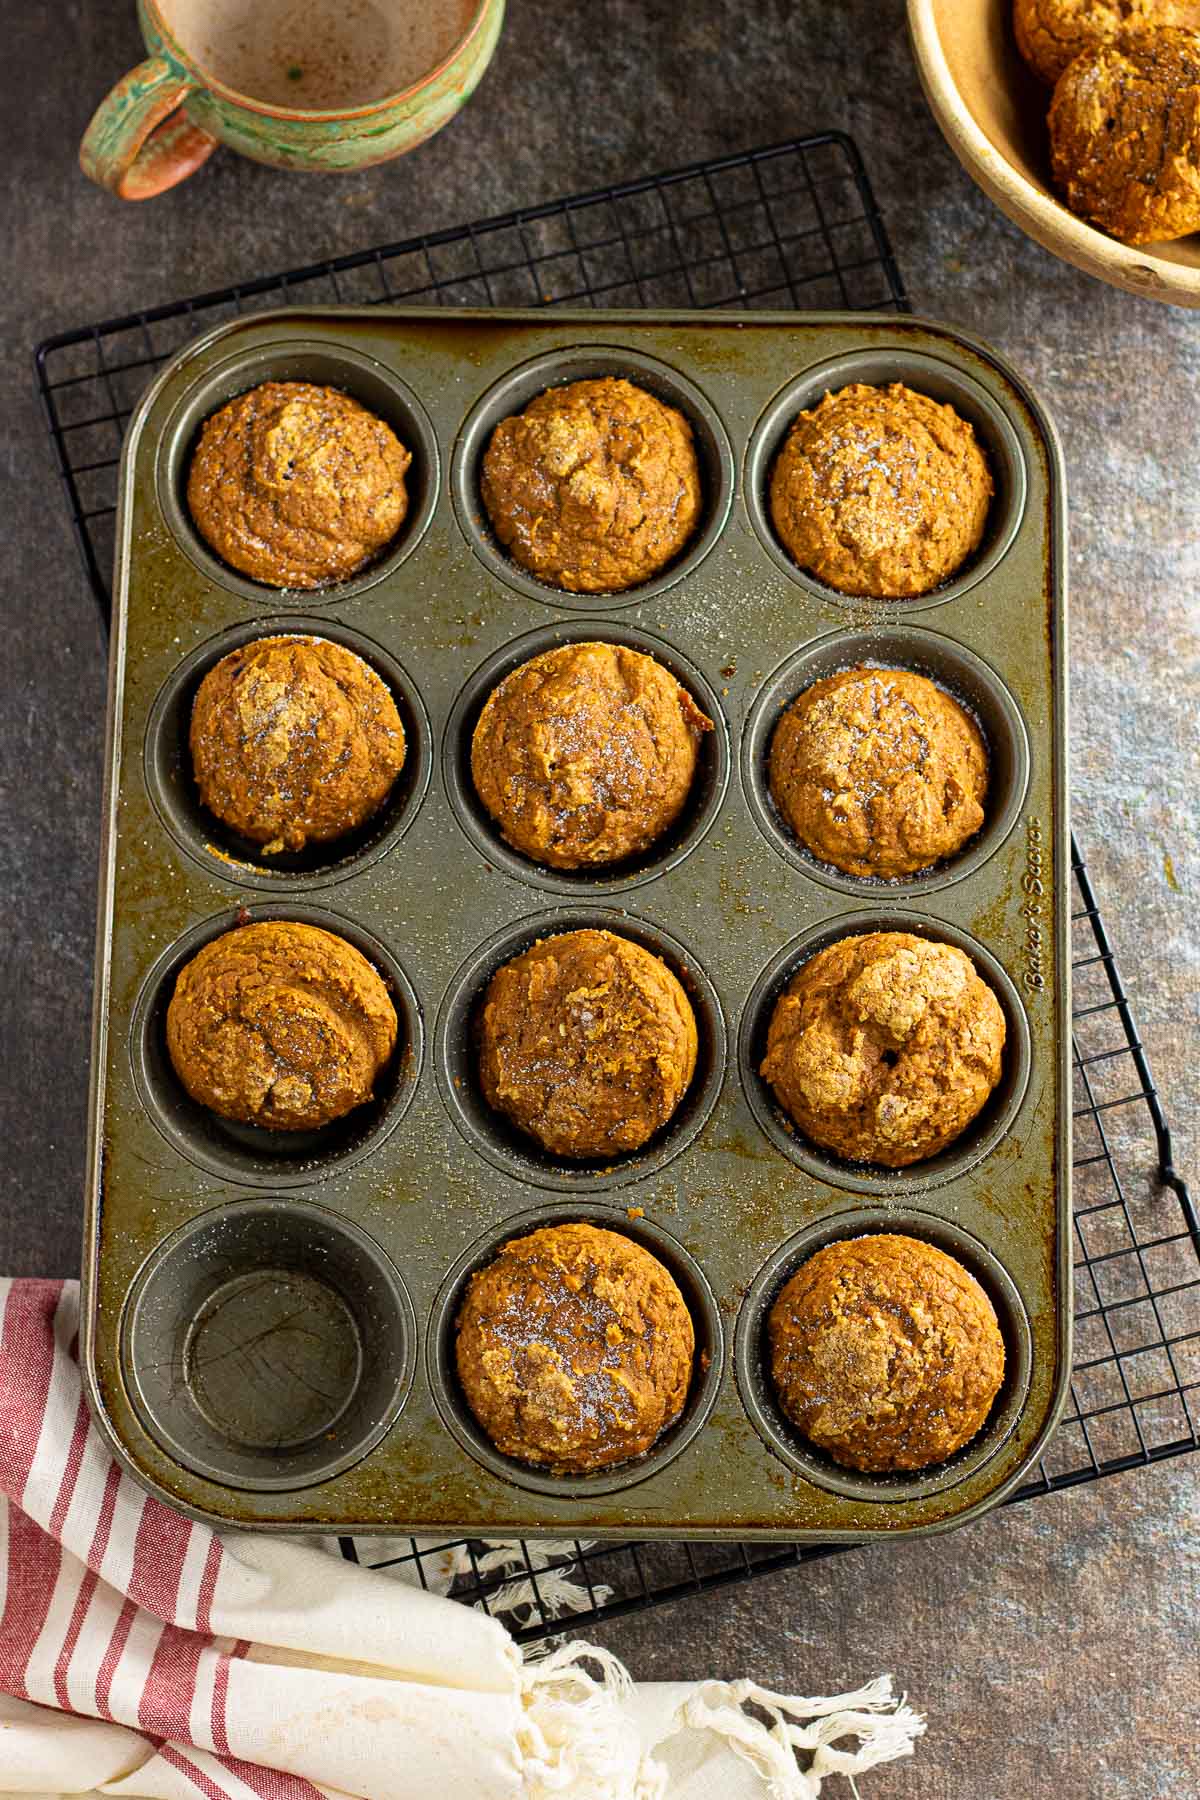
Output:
[
  {"xmin": 470, "ymin": 640, "xmax": 713, "ymax": 869},
  {"xmin": 1014, "ymin": 0, "xmax": 1200, "ymax": 85},
  {"xmin": 1048, "ymin": 27, "xmax": 1200, "ymax": 243},
  {"xmin": 455, "ymin": 1222, "xmax": 695, "ymax": 1473},
  {"xmin": 768, "ymin": 1233, "xmax": 1006, "ymax": 1473},
  {"xmin": 477, "ymin": 928, "xmax": 698, "ymax": 1160},
  {"xmin": 480, "ymin": 376, "xmax": 702, "ymax": 593},
  {"xmin": 768, "ymin": 665, "xmax": 988, "ymax": 879},
  {"xmin": 768, "ymin": 383, "xmax": 992, "ymax": 599},
  {"xmin": 166, "ymin": 920, "xmax": 397, "ymax": 1132},
  {"xmin": 190, "ymin": 635, "xmax": 406, "ymax": 855},
  {"xmin": 760, "ymin": 931, "xmax": 1006, "ymax": 1168},
  {"xmin": 187, "ymin": 381, "xmax": 411, "ymax": 588}
]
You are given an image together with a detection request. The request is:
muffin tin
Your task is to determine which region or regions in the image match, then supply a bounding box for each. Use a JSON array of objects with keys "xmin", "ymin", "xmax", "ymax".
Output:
[{"xmin": 83, "ymin": 307, "xmax": 1070, "ymax": 1539}]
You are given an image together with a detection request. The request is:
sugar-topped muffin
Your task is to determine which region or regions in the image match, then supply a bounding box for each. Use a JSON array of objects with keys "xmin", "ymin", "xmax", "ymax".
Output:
[
  {"xmin": 190, "ymin": 635, "xmax": 406, "ymax": 854},
  {"xmin": 456, "ymin": 1222, "xmax": 695, "ymax": 1472},
  {"xmin": 471, "ymin": 640, "xmax": 712, "ymax": 868},
  {"xmin": 769, "ymin": 383, "xmax": 992, "ymax": 598},
  {"xmin": 768, "ymin": 665, "xmax": 988, "ymax": 878},
  {"xmin": 478, "ymin": 928, "xmax": 697, "ymax": 1159},
  {"xmin": 768, "ymin": 1233, "xmax": 1005, "ymax": 1472},
  {"xmin": 187, "ymin": 381, "xmax": 410, "ymax": 588}
]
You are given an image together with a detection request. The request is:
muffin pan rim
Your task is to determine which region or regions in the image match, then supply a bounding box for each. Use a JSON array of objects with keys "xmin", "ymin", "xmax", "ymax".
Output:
[
  {"xmin": 142, "ymin": 614, "xmax": 434, "ymax": 893},
  {"xmin": 441, "ymin": 617, "xmax": 733, "ymax": 897},
  {"xmin": 425, "ymin": 1200, "xmax": 726, "ymax": 1499},
  {"xmin": 87, "ymin": 304, "xmax": 1070, "ymax": 1539},
  {"xmin": 732, "ymin": 1206, "xmax": 1034, "ymax": 1503},
  {"xmin": 154, "ymin": 338, "xmax": 442, "ymax": 606},
  {"xmin": 433, "ymin": 905, "xmax": 728, "ymax": 1194},
  {"xmin": 129, "ymin": 901, "xmax": 425, "ymax": 1189},
  {"xmin": 739, "ymin": 622, "xmax": 1032, "ymax": 897},
  {"xmin": 120, "ymin": 1196, "xmax": 417, "ymax": 1493},
  {"xmin": 742, "ymin": 345, "xmax": 1029, "ymax": 613},
  {"xmin": 448, "ymin": 342, "xmax": 737, "ymax": 610},
  {"xmin": 737, "ymin": 908, "xmax": 1033, "ymax": 1196}
]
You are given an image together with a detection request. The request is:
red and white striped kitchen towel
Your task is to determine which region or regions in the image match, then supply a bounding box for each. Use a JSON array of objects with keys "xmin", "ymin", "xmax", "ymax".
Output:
[{"xmin": 0, "ymin": 1280, "xmax": 923, "ymax": 1799}]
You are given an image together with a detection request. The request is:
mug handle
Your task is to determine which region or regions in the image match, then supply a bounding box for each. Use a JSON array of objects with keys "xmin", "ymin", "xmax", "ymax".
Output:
[{"xmin": 80, "ymin": 55, "xmax": 218, "ymax": 200}]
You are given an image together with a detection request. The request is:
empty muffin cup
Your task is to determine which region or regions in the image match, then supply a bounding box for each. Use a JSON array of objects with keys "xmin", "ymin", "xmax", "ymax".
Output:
[
  {"xmin": 131, "ymin": 904, "xmax": 422, "ymax": 1188},
  {"xmin": 156, "ymin": 341, "xmax": 440, "ymax": 603},
  {"xmin": 435, "ymin": 908, "xmax": 726, "ymax": 1193},
  {"xmin": 734, "ymin": 1208, "xmax": 1032, "ymax": 1503},
  {"xmin": 443, "ymin": 619, "xmax": 730, "ymax": 895},
  {"xmin": 739, "ymin": 911, "xmax": 1031, "ymax": 1195},
  {"xmin": 744, "ymin": 347, "xmax": 1027, "ymax": 610},
  {"xmin": 741, "ymin": 625, "xmax": 1030, "ymax": 895},
  {"xmin": 426, "ymin": 1201, "xmax": 723, "ymax": 1498},
  {"xmin": 451, "ymin": 346, "xmax": 734, "ymax": 608},
  {"xmin": 122, "ymin": 1198, "xmax": 415, "ymax": 1491},
  {"xmin": 144, "ymin": 618, "xmax": 431, "ymax": 891}
]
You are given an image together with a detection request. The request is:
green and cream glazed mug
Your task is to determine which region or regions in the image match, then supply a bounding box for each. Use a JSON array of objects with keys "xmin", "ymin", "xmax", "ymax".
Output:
[{"xmin": 80, "ymin": 0, "xmax": 505, "ymax": 199}]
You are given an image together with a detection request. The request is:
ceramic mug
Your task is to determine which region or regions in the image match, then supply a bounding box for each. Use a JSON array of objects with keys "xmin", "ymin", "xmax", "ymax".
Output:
[{"xmin": 80, "ymin": 0, "xmax": 505, "ymax": 199}]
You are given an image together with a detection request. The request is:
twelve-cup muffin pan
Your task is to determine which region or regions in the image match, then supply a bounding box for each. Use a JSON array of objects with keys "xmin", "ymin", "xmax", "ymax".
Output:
[{"xmin": 82, "ymin": 307, "xmax": 1071, "ymax": 1539}]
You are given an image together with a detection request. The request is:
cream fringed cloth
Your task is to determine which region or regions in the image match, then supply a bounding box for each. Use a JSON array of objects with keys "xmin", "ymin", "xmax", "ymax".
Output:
[{"xmin": 0, "ymin": 1281, "xmax": 923, "ymax": 1799}]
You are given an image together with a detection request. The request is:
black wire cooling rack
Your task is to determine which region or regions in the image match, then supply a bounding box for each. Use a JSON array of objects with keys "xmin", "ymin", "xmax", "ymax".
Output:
[{"xmin": 35, "ymin": 132, "xmax": 1197, "ymax": 1645}]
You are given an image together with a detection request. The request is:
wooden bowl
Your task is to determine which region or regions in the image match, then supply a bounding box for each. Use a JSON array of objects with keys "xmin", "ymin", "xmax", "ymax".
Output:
[{"xmin": 908, "ymin": 0, "xmax": 1200, "ymax": 307}]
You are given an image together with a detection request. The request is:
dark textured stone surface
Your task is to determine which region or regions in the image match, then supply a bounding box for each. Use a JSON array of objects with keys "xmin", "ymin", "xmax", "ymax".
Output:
[{"xmin": 0, "ymin": 2, "xmax": 1195, "ymax": 1790}]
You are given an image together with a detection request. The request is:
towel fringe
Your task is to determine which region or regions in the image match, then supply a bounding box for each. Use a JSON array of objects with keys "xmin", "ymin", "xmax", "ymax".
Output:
[
  {"xmin": 519, "ymin": 1641, "xmax": 649, "ymax": 1797},
  {"xmin": 518, "ymin": 1647, "xmax": 923, "ymax": 1800},
  {"xmin": 678, "ymin": 1677, "xmax": 925, "ymax": 1798}
]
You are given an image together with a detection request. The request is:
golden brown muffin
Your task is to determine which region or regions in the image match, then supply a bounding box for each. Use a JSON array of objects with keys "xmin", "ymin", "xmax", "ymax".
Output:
[
  {"xmin": 478, "ymin": 928, "xmax": 698, "ymax": 1159},
  {"xmin": 166, "ymin": 920, "xmax": 397, "ymax": 1132},
  {"xmin": 768, "ymin": 1234, "xmax": 1005, "ymax": 1472},
  {"xmin": 1048, "ymin": 28, "xmax": 1200, "ymax": 243},
  {"xmin": 187, "ymin": 381, "xmax": 411, "ymax": 588},
  {"xmin": 1014, "ymin": 0, "xmax": 1200, "ymax": 85},
  {"xmin": 470, "ymin": 641, "xmax": 713, "ymax": 869},
  {"xmin": 768, "ymin": 666, "xmax": 988, "ymax": 879},
  {"xmin": 760, "ymin": 931, "xmax": 1006, "ymax": 1168},
  {"xmin": 480, "ymin": 377, "xmax": 702, "ymax": 593},
  {"xmin": 455, "ymin": 1222, "xmax": 695, "ymax": 1473},
  {"xmin": 190, "ymin": 636, "xmax": 406, "ymax": 855},
  {"xmin": 769, "ymin": 383, "xmax": 993, "ymax": 599}
]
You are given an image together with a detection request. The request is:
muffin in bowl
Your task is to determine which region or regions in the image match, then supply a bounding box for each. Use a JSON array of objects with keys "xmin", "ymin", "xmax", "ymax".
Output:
[
  {"xmin": 1014, "ymin": 0, "xmax": 1200, "ymax": 86},
  {"xmin": 480, "ymin": 376, "xmax": 702, "ymax": 593},
  {"xmin": 166, "ymin": 920, "xmax": 397, "ymax": 1132},
  {"xmin": 187, "ymin": 381, "xmax": 411, "ymax": 588},
  {"xmin": 477, "ymin": 928, "xmax": 698, "ymax": 1159},
  {"xmin": 471, "ymin": 639, "xmax": 713, "ymax": 869},
  {"xmin": 190, "ymin": 635, "xmax": 406, "ymax": 855},
  {"xmin": 1048, "ymin": 27, "xmax": 1200, "ymax": 244},
  {"xmin": 759, "ymin": 930, "xmax": 1006, "ymax": 1168},
  {"xmin": 455, "ymin": 1222, "xmax": 695, "ymax": 1473},
  {"xmin": 768, "ymin": 1232, "xmax": 1006, "ymax": 1472},
  {"xmin": 768, "ymin": 665, "xmax": 988, "ymax": 879},
  {"xmin": 768, "ymin": 382, "xmax": 992, "ymax": 599}
]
